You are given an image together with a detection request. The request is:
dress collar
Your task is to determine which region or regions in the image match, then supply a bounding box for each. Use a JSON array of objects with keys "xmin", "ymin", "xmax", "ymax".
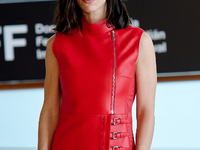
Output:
[{"xmin": 81, "ymin": 15, "xmax": 115, "ymax": 35}]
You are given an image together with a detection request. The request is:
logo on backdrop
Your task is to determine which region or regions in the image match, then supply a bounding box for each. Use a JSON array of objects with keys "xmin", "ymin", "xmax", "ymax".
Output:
[
  {"xmin": 0, "ymin": 23, "xmax": 55, "ymax": 62},
  {"xmin": 1, "ymin": 24, "xmax": 28, "ymax": 61}
]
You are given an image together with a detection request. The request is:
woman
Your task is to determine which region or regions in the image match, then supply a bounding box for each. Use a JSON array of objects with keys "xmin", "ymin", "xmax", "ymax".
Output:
[{"xmin": 38, "ymin": 0, "xmax": 157, "ymax": 149}]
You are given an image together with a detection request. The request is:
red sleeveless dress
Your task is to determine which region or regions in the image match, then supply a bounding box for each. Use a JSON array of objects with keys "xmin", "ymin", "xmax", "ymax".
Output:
[{"xmin": 51, "ymin": 15, "xmax": 144, "ymax": 150}]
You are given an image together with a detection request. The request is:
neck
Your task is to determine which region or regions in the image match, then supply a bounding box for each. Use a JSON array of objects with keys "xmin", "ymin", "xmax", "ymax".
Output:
[
  {"xmin": 80, "ymin": 13, "xmax": 114, "ymax": 35},
  {"xmin": 82, "ymin": 3, "xmax": 107, "ymax": 23}
]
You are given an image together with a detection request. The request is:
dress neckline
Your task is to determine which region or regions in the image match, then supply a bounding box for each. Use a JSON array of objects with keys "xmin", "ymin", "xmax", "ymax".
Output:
[{"xmin": 81, "ymin": 15, "xmax": 115, "ymax": 35}]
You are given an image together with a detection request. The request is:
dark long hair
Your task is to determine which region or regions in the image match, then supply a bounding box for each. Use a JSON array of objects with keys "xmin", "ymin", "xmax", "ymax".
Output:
[{"xmin": 53, "ymin": 0, "xmax": 131, "ymax": 34}]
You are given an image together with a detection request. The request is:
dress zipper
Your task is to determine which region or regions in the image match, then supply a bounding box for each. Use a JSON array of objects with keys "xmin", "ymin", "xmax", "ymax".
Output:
[{"xmin": 111, "ymin": 30, "xmax": 116, "ymax": 114}]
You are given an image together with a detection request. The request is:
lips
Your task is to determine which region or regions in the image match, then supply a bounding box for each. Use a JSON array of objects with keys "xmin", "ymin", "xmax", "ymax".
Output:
[{"xmin": 83, "ymin": 0, "xmax": 95, "ymax": 3}]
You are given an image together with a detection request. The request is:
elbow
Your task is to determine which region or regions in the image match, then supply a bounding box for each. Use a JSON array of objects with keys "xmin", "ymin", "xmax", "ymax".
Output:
[{"xmin": 136, "ymin": 108, "xmax": 155, "ymax": 124}]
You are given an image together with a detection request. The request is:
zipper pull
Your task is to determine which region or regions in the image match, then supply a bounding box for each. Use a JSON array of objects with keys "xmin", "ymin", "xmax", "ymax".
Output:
[
  {"xmin": 111, "ymin": 110, "xmax": 114, "ymax": 114},
  {"xmin": 111, "ymin": 30, "xmax": 115, "ymax": 41}
]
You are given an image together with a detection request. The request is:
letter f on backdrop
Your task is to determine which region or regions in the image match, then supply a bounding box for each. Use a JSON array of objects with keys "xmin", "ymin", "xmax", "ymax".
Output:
[{"xmin": 3, "ymin": 24, "xmax": 28, "ymax": 61}]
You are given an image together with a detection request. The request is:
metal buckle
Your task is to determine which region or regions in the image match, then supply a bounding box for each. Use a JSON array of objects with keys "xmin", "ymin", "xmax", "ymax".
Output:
[
  {"xmin": 113, "ymin": 146, "xmax": 120, "ymax": 150},
  {"xmin": 113, "ymin": 131, "xmax": 120, "ymax": 139},
  {"xmin": 113, "ymin": 117, "xmax": 120, "ymax": 125}
]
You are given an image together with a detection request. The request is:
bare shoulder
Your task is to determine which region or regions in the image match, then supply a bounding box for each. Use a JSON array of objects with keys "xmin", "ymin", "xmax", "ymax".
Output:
[
  {"xmin": 45, "ymin": 34, "xmax": 56, "ymax": 58},
  {"xmin": 139, "ymin": 32, "xmax": 154, "ymax": 51},
  {"xmin": 46, "ymin": 34, "xmax": 56, "ymax": 49},
  {"xmin": 137, "ymin": 32, "xmax": 155, "ymax": 63},
  {"xmin": 45, "ymin": 34, "xmax": 57, "ymax": 62},
  {"xmin": 136, "ymin": 31, "xmax": 157, "ymax": 80}
]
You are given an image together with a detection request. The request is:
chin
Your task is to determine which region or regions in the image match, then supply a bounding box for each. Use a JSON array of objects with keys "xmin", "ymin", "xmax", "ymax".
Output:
[
  {"xmin": 78, "ymin": 2, "xmax": 99, "ymax": 12},
  {"xmin": 82, "ymin": 6, "xmax": 99, "ymax": 13},
  {"xmin": 77, "ymin": 0, "xmax": 106, "ymax": 14}
]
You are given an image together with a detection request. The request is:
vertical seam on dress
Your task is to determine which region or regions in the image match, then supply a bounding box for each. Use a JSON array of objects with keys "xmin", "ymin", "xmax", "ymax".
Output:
[
  {"xmin": 125, "ymin": 76, "xmax": 135, "ymax": 149},
  {"xmin": 100, "ymin": 116, "xmax": 105, "ymax": 150}
]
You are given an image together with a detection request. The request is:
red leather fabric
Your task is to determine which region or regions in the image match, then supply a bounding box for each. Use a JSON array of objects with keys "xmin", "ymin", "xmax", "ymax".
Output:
[{"xmin": 51, "ymin": 15, "xmax": 144, "ymax": 150}]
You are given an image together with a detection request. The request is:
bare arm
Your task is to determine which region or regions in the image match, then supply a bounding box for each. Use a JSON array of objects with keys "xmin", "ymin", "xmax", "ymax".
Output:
[
  {"xmin": 135, "ymin": 32, "xmax": 157, "ymax": 150},
  {"xmin": 38, "ymin": 35, "xmax": 61, "ymax": 150}
]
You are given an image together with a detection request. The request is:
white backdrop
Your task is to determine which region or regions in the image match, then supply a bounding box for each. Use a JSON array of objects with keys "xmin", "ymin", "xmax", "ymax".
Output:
[{"xmin": 0, "ymin": 80, "xmax": 200, "ymax": 149}]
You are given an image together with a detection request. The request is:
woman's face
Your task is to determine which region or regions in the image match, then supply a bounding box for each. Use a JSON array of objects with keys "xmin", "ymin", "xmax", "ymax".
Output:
[{"xmin": 76, "ymin": 0, "xmax": 106, "ymax": 15}]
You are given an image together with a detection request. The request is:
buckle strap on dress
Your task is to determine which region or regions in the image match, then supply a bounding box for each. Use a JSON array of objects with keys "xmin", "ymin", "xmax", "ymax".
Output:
[
  {"xmin": 111, "ymin": 118, "xmax": 129, "ymax": 125},
  {"xmin": 109, "ymin": 146, "xmax": 130, "ymax": 150},
  {"xmin": 110, "ymin": 131, "xmax": 129, "ymax": 139}
]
